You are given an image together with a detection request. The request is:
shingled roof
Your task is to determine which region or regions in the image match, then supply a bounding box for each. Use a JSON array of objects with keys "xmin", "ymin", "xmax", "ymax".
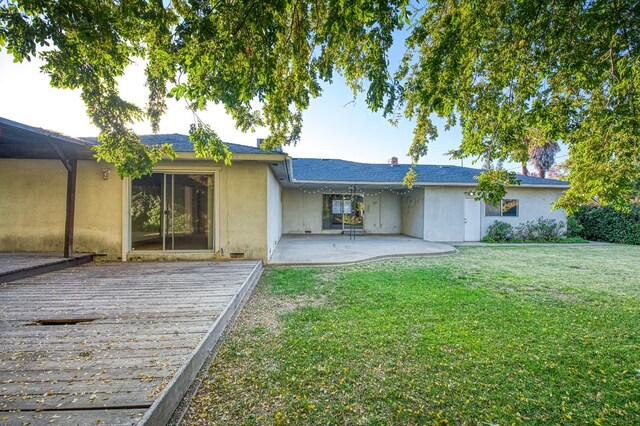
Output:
[
  {"xmin": 291, "ymin": 158, "xmax": 569, "ymax": 186},
  {"xmin": 81, "ymin": 134, "xmax": 274, "ymax": 155}
]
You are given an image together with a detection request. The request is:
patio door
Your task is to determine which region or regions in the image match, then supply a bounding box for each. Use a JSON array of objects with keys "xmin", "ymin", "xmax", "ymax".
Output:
[
  {"xmin": 131, "ymin": 173, "xmax": 214, "ymax": 251},
  {"xmin": 322, "ymin": 194, "xmax": 364, "ymax": 231}
]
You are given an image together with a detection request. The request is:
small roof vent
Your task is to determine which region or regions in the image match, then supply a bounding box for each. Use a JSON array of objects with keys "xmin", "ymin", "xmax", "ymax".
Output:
[{"xmin": 388, "ymin": 156, "xmax": 398, "ymax": 166}]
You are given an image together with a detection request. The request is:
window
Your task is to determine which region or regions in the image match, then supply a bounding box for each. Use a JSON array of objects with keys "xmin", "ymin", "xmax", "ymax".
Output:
[
  {"xmin": 322, "ymin": 194, "xmax": 364, "ymax": 230},
  {"xmin": 485, "ymin": 199, "xmax": 519, "ymax": 217}
]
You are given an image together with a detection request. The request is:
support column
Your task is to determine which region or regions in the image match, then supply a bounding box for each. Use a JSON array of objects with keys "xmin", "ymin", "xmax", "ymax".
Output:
[{"xmin": 63, "ymin": 159, "xmax": 78, "ymax": 258}]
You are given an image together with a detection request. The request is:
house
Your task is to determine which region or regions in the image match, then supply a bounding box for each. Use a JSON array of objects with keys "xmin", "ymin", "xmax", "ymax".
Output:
[{"xmin": 0, "ymin": 117, "xmax": 569, "ymax": 262}]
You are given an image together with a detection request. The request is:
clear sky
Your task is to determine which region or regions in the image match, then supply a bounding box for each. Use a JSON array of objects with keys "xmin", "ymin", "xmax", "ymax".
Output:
[{"xmin": 0, "ymin": 49, "xmax": 472, "ymax": 166}]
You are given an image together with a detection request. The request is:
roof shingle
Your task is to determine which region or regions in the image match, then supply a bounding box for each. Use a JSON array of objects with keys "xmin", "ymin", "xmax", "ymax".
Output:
[
  {"xmin": 291, "ymin": 158, "xmax": 568, "ymax": 186},
  {"xmin": 80, "ymin": 134, "xmax": 272, "ymax": 154}
]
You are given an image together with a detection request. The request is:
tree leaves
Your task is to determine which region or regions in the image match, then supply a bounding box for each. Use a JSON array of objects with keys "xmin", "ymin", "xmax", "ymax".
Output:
[
  {"xmin": 1, "ymin": 0, "xmax": 639, "ymax": 209},
  {"xmin": 396, "ymin": 0, "xmax": 640, "ymax": 210}
]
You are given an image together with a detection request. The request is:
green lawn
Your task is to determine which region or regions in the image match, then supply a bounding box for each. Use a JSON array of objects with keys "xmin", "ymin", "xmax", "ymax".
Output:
[{"xmin": 184, "ymin": 245, "xmax": 640, "ymax": 425}]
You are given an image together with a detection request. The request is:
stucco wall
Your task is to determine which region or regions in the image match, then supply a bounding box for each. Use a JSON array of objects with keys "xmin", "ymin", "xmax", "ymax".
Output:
[
  {"xmin": 74, "ymin": 161, "xmax": 123, "ymax": 257},
  {"xmin": 266, "ymin": 167, "xmax": 283, "ymax": 259},
  {"xmin": 363, "ymin": 191, "xmax": 401, "ymax": 234},
  {"xmin": 217, "ymin": 162, "xmax": 269, "ymax": 260},
  {"xmin": 480, "ymin": 187, "xmax": 567, "ymax": 235},
  {"xmin": 0, "ymin": 159, "xmax": 122, "ymax": 258},
  {"xmin": 422, "ymin": 185, "xmax": 567, "ymax": 242},
  {"xmin": 282, "ymin": 189, "xmax": 401, "ymax": 234},
  {"xmin": 424, "ymin": 187, "xmax": 466, "ymax": 242},
  {"xmin": 282, "ymin": 190, "xmax": 324, "ymax": 233},
  {"xmin": 401, "ymin": 189, "xmax": 425, "ymax": 238}
]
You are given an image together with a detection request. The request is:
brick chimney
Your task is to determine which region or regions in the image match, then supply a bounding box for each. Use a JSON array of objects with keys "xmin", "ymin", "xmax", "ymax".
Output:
[{"xmin": 388, "ymin": 156, "xmax": 398, "ymax": 166}]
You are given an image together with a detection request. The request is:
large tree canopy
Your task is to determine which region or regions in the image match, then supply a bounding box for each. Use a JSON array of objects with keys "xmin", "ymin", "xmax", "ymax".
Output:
[{"xmin": 1, "ymin": 0, "xmax": 638, "ymax": 211}]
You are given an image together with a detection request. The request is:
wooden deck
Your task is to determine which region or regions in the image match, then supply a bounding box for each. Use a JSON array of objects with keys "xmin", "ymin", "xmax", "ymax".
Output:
[
  {"xmin": 0, "ymin": 253, "xmax": 93, "ymax": 283},
  {"xmin": 0, "ymin": 260, "xmax": 262, "ymax": 425}
]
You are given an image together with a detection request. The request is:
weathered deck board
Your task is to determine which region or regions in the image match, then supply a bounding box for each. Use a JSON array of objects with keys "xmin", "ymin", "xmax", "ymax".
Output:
[
  {"xmin": 0, "ymin": 260, "xmax": 262, "ymax": 424},
  {"xmin": 1, "ymin": 408, "xmax": 146, "ymax": 426},
  {"xmin": 0, "ymin": 253, "xmax": 94, "ymax": 283}
]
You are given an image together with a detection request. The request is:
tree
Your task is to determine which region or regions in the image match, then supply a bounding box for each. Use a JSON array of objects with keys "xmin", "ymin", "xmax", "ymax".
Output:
[
  {"xmin": 1, "ymin": 0, "xmax": 639, "ymax": 212},
  {"xmin": 1, "ymin": 0, "xmax": 408, "ymax": 177},
  {"xmin": 526, "ymin": 130, "xmax": 561, "ymax": 178}
]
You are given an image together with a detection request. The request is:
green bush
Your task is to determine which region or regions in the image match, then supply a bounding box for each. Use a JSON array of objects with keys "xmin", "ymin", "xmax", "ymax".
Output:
[
  {"xmin": 483, "ymin": 218, "xmax": 576, "ymax": 243},
  {"xmin": 572, "ymin": 206, "xmax": 640, "ymax": 245},
  {"xmin": 515, "ymin": 217, "xmax": 565, "ymax": 242},
  {"xmin": 566, "ymin": 216, "xmax": 584, "ymax": 238},
  {"xmin": 483, "ymin": 221, "xmax": 515, "ymax": 242}
]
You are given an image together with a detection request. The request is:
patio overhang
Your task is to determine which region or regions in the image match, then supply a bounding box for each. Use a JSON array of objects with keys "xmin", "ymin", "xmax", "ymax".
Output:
[
  {"xmin": 285, "ymin": 180, "xmax": 406, "ymax": 192},
  {"xmin": 0, "ymin": 117, "xmax": 97, "ymax": 258}
]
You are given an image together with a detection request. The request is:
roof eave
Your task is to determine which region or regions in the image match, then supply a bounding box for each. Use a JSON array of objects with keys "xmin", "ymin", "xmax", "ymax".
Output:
[
  {"xmin": 0, "ymin": 117, "xmax": 95, "ymax": 148},
  {"xmin": 290, "ymin": 179, "xmax": 569, "ymax": 189}
]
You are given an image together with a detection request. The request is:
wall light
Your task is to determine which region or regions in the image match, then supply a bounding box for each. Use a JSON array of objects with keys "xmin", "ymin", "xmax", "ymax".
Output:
[{"xmin": 102, "ymin": 168, "xmax": 111, "ymax": 180}]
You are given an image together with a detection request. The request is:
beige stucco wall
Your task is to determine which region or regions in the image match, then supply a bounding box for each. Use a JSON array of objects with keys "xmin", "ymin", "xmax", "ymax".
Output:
[
  {"xmin": 266, "ymin": 167, "xmax": 283, "ymax": 259},
  {"xmin": 134, "ymin": 159, "xmax": 272, "ymax": 261},
  {"xmin": 216, "ymin": 162, "xmax": 269, "ymax": 260},
  {"xmin": 1, "ymin": 156, "xmax": 282, "ymax": 262},
  {"xmin": 0, "ymin": 159, "xmax": 123, "ymax": 259},
  {"xmin": 282, "ymin": 189, "xmax": 401, "ymax": 234},
  {"xmin": 282, "ymin": 189, "xmax": 324, "ymax": 233},
  {"xmin": 401, "ymin": 189, "xmax": 425, "ymax": 238},
  {"xmin": 422, "ymin": 185, "xmax": 567, "ymax": 242}
]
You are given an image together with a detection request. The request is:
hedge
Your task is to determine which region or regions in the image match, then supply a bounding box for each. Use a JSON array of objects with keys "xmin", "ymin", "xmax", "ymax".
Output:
[{"xmin": 572, "ymin": 205, "xmax": 640, "ymax": 245}]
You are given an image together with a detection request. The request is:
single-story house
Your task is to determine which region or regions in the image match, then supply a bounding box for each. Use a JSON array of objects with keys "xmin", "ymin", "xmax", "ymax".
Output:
[{"xmin": 0, "ymin": 117, "xmax": 569, "ymax": 262}]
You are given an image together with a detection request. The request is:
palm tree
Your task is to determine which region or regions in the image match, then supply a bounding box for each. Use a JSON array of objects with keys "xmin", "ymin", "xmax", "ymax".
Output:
[{"xmin": 526, "ymin": 131, "xmax": 561, "ymax": 179}]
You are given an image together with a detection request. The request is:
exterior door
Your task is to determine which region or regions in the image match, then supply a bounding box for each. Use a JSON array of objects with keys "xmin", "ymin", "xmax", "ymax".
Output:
[
  {"xmin": 322, "ymin": 194, "xmax": 364, "ymax": 230},
  {"xmin": 163, "ymin": 174, "xmax": 213, "ymax": 250},
  {"xmin": 131, "ymin": 173, "xmax": 214, "ymax": 251},
  {"xmin": 463, "ymin": 198, "xmax": 482, "ymax": 241}
]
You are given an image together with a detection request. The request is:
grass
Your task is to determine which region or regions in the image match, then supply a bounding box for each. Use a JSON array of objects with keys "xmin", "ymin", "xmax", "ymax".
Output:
[{"xmin": 183, "ymin": 245, "xmax": 640, "ymax": 425}]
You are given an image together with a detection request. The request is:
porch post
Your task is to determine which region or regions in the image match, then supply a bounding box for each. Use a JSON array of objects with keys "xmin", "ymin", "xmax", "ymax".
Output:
[{"xmin": 63, "ymin": 159, "xmax": 78, "ymax": 258}]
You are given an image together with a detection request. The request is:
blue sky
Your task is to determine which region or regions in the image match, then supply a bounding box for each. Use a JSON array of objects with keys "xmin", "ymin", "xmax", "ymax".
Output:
[{"xmin": 0, "ymin": 49, "xmax": 466, "ymax": 166}]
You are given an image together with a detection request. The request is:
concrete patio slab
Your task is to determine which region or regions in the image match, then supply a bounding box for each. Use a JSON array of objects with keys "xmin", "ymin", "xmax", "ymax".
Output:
[{"xmin": 269, "ymin": 234, "xmax": 456, "ymax": 265}]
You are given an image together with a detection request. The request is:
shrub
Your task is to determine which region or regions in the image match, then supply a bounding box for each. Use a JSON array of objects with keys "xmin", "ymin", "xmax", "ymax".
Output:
[
  {"xmin": 572, "ymin": 206, "xmax": 640, "ymax": 245},
  {"xmin": 483, "ymin": 221, "xmax": 514, "ymax": 242},
  {"xmin": 507, "ymin": 217, "xmax": 565, "ymax": 242},
  {"xmin": 566, "ymin": 216, "xmax": 583, "ymax": 238}
]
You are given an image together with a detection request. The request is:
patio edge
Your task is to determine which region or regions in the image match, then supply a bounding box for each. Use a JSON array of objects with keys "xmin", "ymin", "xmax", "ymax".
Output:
[
  {"xmin": 268, "ymin": 249, "xmax": 458, "ymax": 267},
  {"xmin": 138, "ymin": 260, "xmax": 263, "ymax": 426}
]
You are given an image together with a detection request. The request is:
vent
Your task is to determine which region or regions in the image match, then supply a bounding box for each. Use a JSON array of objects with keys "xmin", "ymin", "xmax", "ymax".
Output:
[
  {"xmin": 304, "ymin": 230, "xmax": 312, "ymax": 234},
  {"xmin": 388, "ymin": 157, "xmax": 398, "ymax": 166},
  {"xmin": 230, "ymin": 252, "xmax": 245, "ymax": 259}
]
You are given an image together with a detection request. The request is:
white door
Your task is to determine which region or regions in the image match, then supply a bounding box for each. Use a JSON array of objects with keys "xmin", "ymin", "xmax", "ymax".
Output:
[{"xmin": 464, "ymin": 198, "xmax": 482, "ymax": 241}]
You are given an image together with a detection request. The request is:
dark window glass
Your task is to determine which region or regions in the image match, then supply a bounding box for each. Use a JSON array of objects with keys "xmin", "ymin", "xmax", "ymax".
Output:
[
  {"xmin": 502, "ymin": 199, "xmax": 519, "ymax": 217},
  {"xmin": 485, "ymin": 199, "xmax": 519, "ymax": 217},
  {"xmin": 485, "ymin": 202, "xmax": 501, "ymax": 216}
]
